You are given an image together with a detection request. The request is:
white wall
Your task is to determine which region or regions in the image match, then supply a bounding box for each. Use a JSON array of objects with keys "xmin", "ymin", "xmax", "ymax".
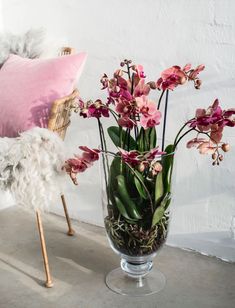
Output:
[
  {"xmin": 0, "ymin": 0, "xmax": 3, "ymax": 31},
  {"xmin": 1, "ymin": 0, "xmax": 235, "ymax": 261}
]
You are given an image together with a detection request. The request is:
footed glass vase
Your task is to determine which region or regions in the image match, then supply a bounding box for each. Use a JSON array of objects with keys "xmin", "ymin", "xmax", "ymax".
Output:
[{"xmin": 100, "ymin": 149, "xmax": 175, "ymax": 296}]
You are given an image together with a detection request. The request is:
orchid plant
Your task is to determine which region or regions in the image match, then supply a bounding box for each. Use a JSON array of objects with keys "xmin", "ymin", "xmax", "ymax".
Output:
[{"xmin": 63, "ymin": 60, "xmax": 235, "ymax": 255}]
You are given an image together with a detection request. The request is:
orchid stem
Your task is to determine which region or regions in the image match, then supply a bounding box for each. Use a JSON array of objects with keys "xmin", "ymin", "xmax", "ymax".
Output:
[
  {"xmin": 131, "ymin": 73, "xmax": 135, "ymax": 94},
  {"xmin": 194, "ymin": 129, "xmax": 218, "ymax": 145},
  {"xmin": 174, "ymin": 128, "xmax": 194, "ymax": 148},
  {"xmin": 126, "ymin": 62, "xmax": 131, "ymax": 80},
  {"xmin": 97, "ymin": 119, "xmax": 109, "ymax": 201},
  {"xmin": 127, "ymin": 128, "xmax": 130, "ymax": 151},
  {"xmin": 161, "ymin": 90, "xmax": 169, "ymax": 151},
  {"xmin": 173, "ymin": 120, "xmax": 193, "ymax": 145},
  {"xmin": 157, "ymin": 90, "xmax": 165, "ymax": 109},
  {"xmin": 99, "ymin": 120, "xmax": 110, "ymax": 172},
  {"xmin": 108, "ymin": 108, "xmax": 119, "ymax": 124},
  {"xmin": 123, "ymin": 128, "xmax": 128, "ymax": 149}
]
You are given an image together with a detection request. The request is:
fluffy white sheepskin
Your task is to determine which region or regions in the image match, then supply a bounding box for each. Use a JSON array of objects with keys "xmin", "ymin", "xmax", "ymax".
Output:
[
  {"xmin": 0, "ymin": 29, "xmax": 45, "ymax": 67},
  {"xmin": 0, "ymin": 127, "xmax": 66, "ymax": 212}
]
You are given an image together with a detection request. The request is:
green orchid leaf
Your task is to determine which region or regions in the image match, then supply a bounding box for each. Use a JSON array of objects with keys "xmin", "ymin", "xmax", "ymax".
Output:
[
  {"xmin": 134, "ymin": 170, "xmax": 148, "ymax": 199},
  {"xmin": 136, "ymin": 127, "xmax": 145, "ymax": 152},
  {"xmin": 108, "ymin": 156, "xmax": 121, "ymax": 191},
  {"xmin": 149, "ymin": 127, "xmax": 157, "ymax": 149},
  {"xmin": 137, "ymin": 127, "xmax": 156, "ymax": 152},
  {"xmin": 152, "ymin": 193, "xmax": 171, "ymax": 227},
  {"xmin": 152, "ymin": 204, "xmax": 165, "ymax": 227},
  {"xmin": 165, "ymin": 197, "xmax": 172, "ymax": 210},
  {"xmin": 161, "ymin": 144, "xmax": 175, "ymax": 193},
  {"xmin": 116, "ymin": 174, "xmax": 142, "ymax": 220},
  {"xmin": 107, "ymin": 156, "xmax": 125, "ymax": 215},
  {"xmin": 155, "ymin": 171, "xmax": 164, "ymax": 205},
  {"xmin": 107, "ymin": 126, "xmax": 136, "ymax": 150},
  {"xmin": 114, "ymin": 195, "xmax": 137, "ymax": 221}
]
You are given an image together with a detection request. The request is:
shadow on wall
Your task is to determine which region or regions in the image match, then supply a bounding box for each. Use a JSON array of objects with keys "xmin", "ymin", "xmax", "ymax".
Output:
[{"xmin": 167, "ymin": 231, "xmax": 235, "ymax": 262}]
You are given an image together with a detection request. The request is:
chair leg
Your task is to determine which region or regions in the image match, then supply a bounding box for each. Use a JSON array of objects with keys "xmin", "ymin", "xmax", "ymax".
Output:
[
  {"xmin": 36, "ymin": 210, "xmax": 53, "ymax": 288},
  {"xmin": 61, "ymin": 194, "xmax": 75, "ymax": 236}
]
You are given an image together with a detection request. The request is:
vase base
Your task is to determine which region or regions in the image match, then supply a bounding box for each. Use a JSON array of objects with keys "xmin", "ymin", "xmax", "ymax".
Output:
[{"xmin": 105, "ymin": 267, "xmax": 166, "ymax": 296}]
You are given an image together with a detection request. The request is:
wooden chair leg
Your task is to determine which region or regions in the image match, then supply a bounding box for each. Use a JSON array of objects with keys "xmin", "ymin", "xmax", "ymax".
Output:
[
  {"xmin": 61, "ymin": 194, "xmax": 75, "ymax": 236},
  {"xmin": 36, "ymin": 210, "xmax": 53, "ymax": 288}
]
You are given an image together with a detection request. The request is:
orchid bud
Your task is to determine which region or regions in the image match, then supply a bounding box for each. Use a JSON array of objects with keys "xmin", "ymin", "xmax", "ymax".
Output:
[
  {"xmin": 221, "ymin": 143, "xmax": 230, "ymax": 152},
  {"xmin": 132, "ymin": 65, "xmax": 137, "ymax": 71},
  {"xmin": 194, "ymin": 79, "xmax": 202, "ymax": 89},
  {"xmin": 179, "ymin": 75, "xmax": 187, "ymax": 85},
  {"xmin": 138, "ymin": 162, "xmax": 146, "ymax": 172},
  {"xmin": 219, "ymin": 154, "xmax": 223, "ymax": 161},
  {"xmin": 151, "ymin": 162, "xmax": 162, "ymax": 175},
  {"xmin": 148, "ymin": 81, "xmax": 157, "ymax": 89},
  {"xmin": 120, "ymin": 62, "xmax": 125, "ymax": 67},
  {"xmin": 212, "ymin": 153, "xmax": 217, "ymax": 160},
  {"xmin": 114, "ymin": 69, "xmax": 123, "ymax": 77},
  {"xmin": 95, "ymin": 99, "xmax": 102, "ymax": 107}
]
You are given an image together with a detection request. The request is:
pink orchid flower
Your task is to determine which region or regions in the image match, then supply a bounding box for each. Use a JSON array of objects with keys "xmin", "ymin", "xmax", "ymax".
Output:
[
  {"xmin": 79, "ymin": 99, "xmax": 109, "ymax": 119},
  {"xmin": 135, "ymin": 65, "xmax": 146, "ymax": 78},
  {"xmin": 118, "ymin": 116, "xmax": 136, "ymax": 129},
  {"xmin": 136, "ymin": 96, "xmax": 162, "ymax": 129},
  {"xmin": 139, "ymin": 111, "xmax": 162, "ymax": 129},
  {"xmin": 79, "ymin": 99, "xmax": 89, "ymax": 118},
  {"xmin": 188, "ymin": 64, "xmax": 205, "ymax": 80},
  {"xmin": 144, "ymin": 147, "xmax": 166, "ymax": 160},
  {"xmin": 119, "ymin": 147, "xmax": 166, "ymax": 170},
  {"xmin": 79, "ymin": 146, "xmax": 100, "ymax": 163},
  {"xmin": 88, "ymin": 100, "xmax": 109, "ymax": 118},
  {"xmin": 210, "ymin": 124, "xmax": 223, "ymax": 143},
  {"xmin": 118, "ymin": 148, "xmax": 140, "ymax": 166},
  {"xmin": 115, "ymin": 100, "xmax": 134, "ymax": 116},
  {"xmin": 62, "ymin": 157, "xmax": 89, "ymax": 185},
  {"xmin": 107, "ymin": 75, "xmax": 133, "ymax": 102},
  {"xmin": 100, "ymin": 73, "xmax": 109, "ymax": 90},
  {"xmin": 63, "ymin": 147, "xmax": 100, "ymax": 185},
  {"xmin": 186, "ymin": 138, "xmax": 208, "ymax": 149},
  {"xmin": 136, "ymin": 96, "xmax": 157, "ymax": 115},
  {"xmin": 133, "ymin": 79, "xmax": 150, "ymax": 97},
  {"xmin": 197, "ymin": 141, "xmax": 217, "ymax": 155},
  {"xmin": 189, "ymin": 99, "xmax": 235, "ymax": 133},
  {"xmin": 156, "ymin": 63, "xmax": 205, "ymax": 90},
  {"xmin": 186, "ymin": 138, "xmax": 217, "ymax": 155},
  {"xmin": 65, "ymin": 158, "xmax": 88, "ymax": 173},
  {"xmin": 183, "ymin": 63, "xmax": 192, "ymax": 71},
  {"xmin": 156, "ymin": 65, "xmax": 187, "ymax": 91}
]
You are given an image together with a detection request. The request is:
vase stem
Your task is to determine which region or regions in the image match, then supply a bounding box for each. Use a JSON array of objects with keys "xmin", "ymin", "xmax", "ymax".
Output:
[{"xmin": 121, "ymin": 258, "xmax": 153, "ymax": 278}]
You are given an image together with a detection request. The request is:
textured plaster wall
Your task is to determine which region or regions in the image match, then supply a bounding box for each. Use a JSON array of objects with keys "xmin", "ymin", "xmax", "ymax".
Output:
[
  {"xmin": 1, "ymin": 0, "xmax": 235, "ymax": 260},
  {"xmin": 0, "ymin": 0, "xmax": 3, "ymax": 31}
]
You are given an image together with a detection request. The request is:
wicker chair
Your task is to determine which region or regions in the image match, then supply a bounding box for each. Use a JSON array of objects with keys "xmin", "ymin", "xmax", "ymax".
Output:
[{"xmin": 34, "ymin": 47, "xmax": 79, "ymax": 288}]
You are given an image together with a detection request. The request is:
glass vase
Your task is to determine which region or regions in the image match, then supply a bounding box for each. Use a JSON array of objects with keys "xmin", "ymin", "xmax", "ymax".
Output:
[{"xmin": 100, "ymin": 150, "xmax": 175, "ymax": 296}]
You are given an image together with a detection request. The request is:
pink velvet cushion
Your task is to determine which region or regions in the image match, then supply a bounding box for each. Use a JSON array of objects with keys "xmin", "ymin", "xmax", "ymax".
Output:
[{"xmin": 0, "ymin": 53, "xmax": 87, "ymax": 137}]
